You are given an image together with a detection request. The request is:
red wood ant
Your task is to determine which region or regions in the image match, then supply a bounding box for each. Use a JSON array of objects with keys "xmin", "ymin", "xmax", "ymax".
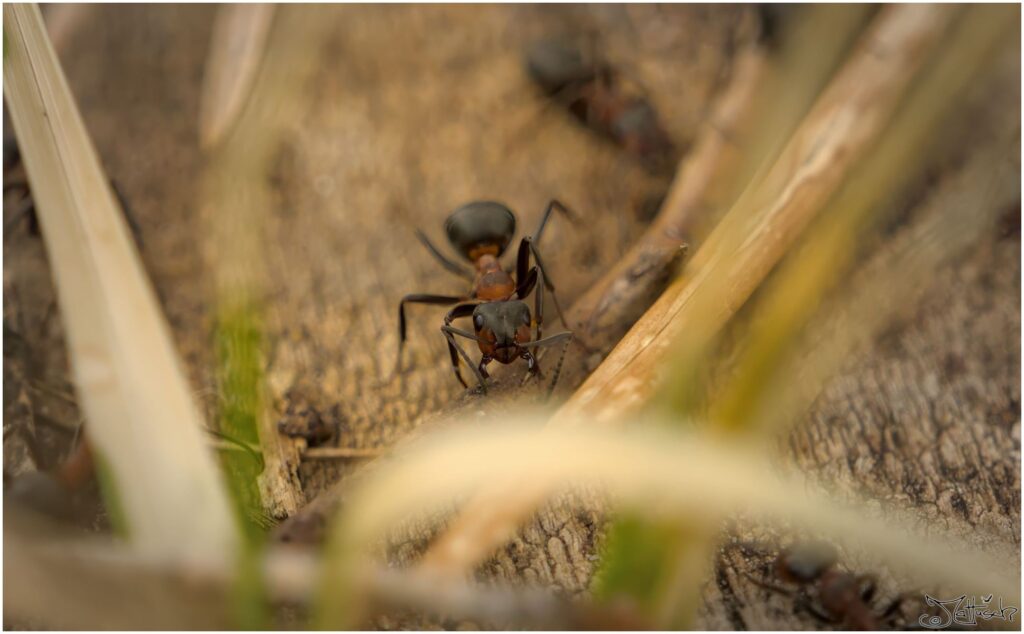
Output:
[
  {"xmin": 744, "ymin": 541, "xmax": 912, "ymax": 630},
  {"xmin": 396, "ymin": 200, "xmax": 574, "ymax": 392},
  {"xmin": 525, "ymin": 38, "xmax": 676, "ymax": 175}
]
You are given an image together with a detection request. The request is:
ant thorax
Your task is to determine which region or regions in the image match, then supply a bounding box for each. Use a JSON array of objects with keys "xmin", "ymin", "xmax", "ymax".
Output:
[{"xmin": 474, "ymin": 254, "xmax": 516, "ymax": 300}]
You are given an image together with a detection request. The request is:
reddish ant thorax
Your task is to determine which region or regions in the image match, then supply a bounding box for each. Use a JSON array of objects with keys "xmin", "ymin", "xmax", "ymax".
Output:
[{"xmin": 471, "ymin": 251, "xmax": 516, "ymax": 300}]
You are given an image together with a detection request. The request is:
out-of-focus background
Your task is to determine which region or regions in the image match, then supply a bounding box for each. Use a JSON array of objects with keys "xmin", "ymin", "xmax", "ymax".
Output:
[
  {"xmin": 6, "ymin": 2, "xmax": 749, "ymax": 504},
  {"xmin": 3, "ymin": 4, "xmax": 1019, "ymax": 630}
]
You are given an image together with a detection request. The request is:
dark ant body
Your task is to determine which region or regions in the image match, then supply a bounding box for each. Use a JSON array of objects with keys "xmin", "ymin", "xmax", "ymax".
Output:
[
  {"xmin": 396, "ymin": 200, "xmax": 574, "ymax": 392},
  {"xmin": 525, "ymin": 39, "xmax": 676, "ymax": 174},
  {"xmin": 4, "ymin": 136, "xmax": 42, "ymax": 236},
  {"xmin": 748, "ymin": 541, "xmax": 910, "ymax": 630},
  {"xmin": 3, "ymin": 134, "xmax": 142, "ymax": 245}
]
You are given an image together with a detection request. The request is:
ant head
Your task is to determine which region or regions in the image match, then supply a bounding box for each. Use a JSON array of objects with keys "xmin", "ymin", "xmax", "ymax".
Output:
[
  {"xmin": 472, "ymin": 301, "xmax": 532, "ymax": 364},
  {"xmin": 445, "ymin": 201, "xmax": 517, "ymax": 261},
  {"xmin": 777, "ymin": 541, "xmax": 838, "ymax": 584},
  {"xmin": 525, "ymin": 38, "xmax": 599, "ymax": 96}
]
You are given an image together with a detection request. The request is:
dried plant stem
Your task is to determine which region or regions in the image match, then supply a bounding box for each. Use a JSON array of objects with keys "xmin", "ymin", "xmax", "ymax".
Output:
[
  {"xmin": 567, "ymin": 4, "xmax": 873, "ymax": 360},
  {"xmin": 415, "ymin": 4, "xmax": 957, "ymax": 578},
  {"xmin": 198, "ymin": 4, "xmax": 276, "ymax": 151},
  {"xmin": 302, "ymin": 447, "xmax": 385, "ymax": 460},
  {"xmin": 713, "ymin": 4, "xmax": 1018, "ymax": 436},
  {"xmin": 564, "ymin": 47, "xmax": 765, "ymax": 357},
  {"xmin": 315, "ymin": 420, "xmax": 1019, "ymax": 628},
  {"xmin": 627, "ymin": 7, "xmax": 1017, "ymax": 626},
  {"xmin": 755, "ymin": 132, "xmax": 1020, "ymax": 442},
  {"xmin": 2, "ymin": 3, "xmax": 237, "ymax": 564}
]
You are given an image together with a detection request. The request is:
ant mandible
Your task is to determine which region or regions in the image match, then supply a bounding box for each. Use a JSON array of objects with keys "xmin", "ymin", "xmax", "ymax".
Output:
[
  {"xmin": 395, "ymin": 200, "xmax": 574, "ymax": 392},
  {"xmin": 745, "ymin": 541, "xmax": 911, "ymax": 630}
]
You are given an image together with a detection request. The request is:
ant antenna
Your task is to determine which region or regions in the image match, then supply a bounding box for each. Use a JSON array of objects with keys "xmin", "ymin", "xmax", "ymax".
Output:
[{"xmin": 545, "ymin": 335, "xmax": 573, "ymax": 400}]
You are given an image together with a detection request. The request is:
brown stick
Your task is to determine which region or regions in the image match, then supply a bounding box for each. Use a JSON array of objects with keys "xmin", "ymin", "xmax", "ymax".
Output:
[
  {"xmin": 414, "ymin": 4, "xmax": 957, "ymax": 578},
  {"xmin": 564, "ymin": 48, "xmax": 766, "ymax": 359},
  {"xmin": 301, "ymin": 447, "xmax": 384, "ymax": 460}
]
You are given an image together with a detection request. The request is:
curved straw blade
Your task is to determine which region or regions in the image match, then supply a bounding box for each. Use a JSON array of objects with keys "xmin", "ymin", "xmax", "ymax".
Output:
[{"xmin": 315, "ymin": 420, "xmax": 1020, "ymax": 628}]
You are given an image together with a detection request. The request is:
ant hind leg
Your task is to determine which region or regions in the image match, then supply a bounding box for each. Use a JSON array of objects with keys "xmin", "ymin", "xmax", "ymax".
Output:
[
  {"xmin": 533, "ymin": 199, "xmax": 577, "ymax": 245},
  {"xmin": 415, "ymin": 229, "xmax": 474, "ymax": 281}
]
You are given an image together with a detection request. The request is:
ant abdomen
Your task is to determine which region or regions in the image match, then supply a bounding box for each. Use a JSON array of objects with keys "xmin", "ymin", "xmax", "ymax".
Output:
[
  {"xmin": 444, "ymin": 201, "xmax": 517, "ymax": 261},
  {"xmin": 525, "ymin": 38, "xmax": 598, "ymax": 96}
]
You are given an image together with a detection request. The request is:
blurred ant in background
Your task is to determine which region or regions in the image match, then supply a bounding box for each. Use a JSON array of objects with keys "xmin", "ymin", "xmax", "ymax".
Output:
[
  {"xmin": 4, "ymin": 133, "xmax": 43, "ymax": 237},
  {"xmin": 524, "ymin": 38, "xmax": 677, "ymax": 175},
  {"xmin": 737, "ymin": 540, "xmax": 914, "ymax": 630},
  {"xmin": 3, "ymin": 114, "xmax": 141, "ymax": 245},
  {"xmin": 395, "ymin": 200, "xmax": 574, "ymax": 393}
]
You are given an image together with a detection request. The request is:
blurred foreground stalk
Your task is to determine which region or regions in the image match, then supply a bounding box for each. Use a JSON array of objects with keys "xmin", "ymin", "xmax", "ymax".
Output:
[
  {"xmin": 315, "ymin": 420, "xmax": 1019, "ymax": 628},
  {"xmin": 201, "ymin": 5, "xmax": 334, "ymax": 626},
  {"xmin": 598, "ymin": 4, "xmax": 1016, "ymax": 627},
  {"xmin": 2, "ymin": 2, "xmax": 238, "ymax": 565}
]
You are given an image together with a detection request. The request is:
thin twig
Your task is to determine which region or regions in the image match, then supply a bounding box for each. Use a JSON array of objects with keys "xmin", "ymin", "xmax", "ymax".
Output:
[{"xmin": 301, "ymin": 447, "xmax": 386, "ymax": 460}]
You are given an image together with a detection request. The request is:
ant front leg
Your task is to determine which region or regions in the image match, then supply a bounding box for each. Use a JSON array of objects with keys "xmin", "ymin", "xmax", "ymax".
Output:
[
  {"xmin": 441, "ymin": 325, "xmax": 488, "ymax": 393},
  {"xmin": 515, "ymin": 236, "xmax": 568, "ymax": 331},
  {"xmin": 394, "ymin": 294, "xmax": 465, "ymax": 377},
  {"xmin": 442, "ymin": 303, "xmax": 487, "ymax": 392}
]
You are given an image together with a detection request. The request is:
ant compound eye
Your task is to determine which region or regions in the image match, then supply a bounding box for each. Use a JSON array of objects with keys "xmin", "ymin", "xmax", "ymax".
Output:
[
  {"xmin": 522, "ymin": 311, "xmax": 531, "ymax": 325},
  {"xmin": 473, "ymin": 314, "xmax": 485, "ymax": 330}
]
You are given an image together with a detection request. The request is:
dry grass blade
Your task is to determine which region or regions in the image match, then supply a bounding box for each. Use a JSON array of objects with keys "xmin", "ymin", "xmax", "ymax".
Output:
[
  {"xmin": 566, "ymin": 4, "xmax": 955, "ymax": 424},
  {"xmin": 712, "ymin": 4, "xmax": 1019, "ymax": 436},
  {"xmin": 415, "ymin": 4, "xmax": 957, "ymax": 578},
  {"xmin": 2, "ymin": 3, "xmax": 237, "ymax": 563},
  {"xmin": 754, "ymin": 133, "xmax": 1020, "ymax": 441},
  {"xmin": 315, "ymin": 420, "xmax": 1020, "ymax": 628},
  {"xmin": 198, "ymin": 4, "xmax": 275, "ymax": 151},
  {"xmin": 604, "ymin": 7, "xmax": 1018, "ymax": 625},
  {"xmin": 563, "ymin": 47, "xmax": 763, "ymax": 357}
]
